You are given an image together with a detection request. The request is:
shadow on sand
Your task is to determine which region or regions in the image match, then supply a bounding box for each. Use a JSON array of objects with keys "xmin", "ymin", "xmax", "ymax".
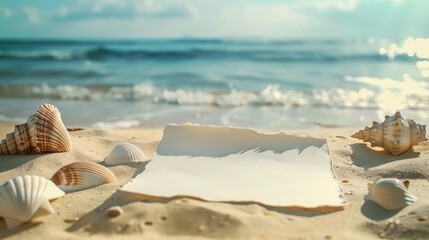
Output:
[
  {"xmin": 100, "ymin": 161, "xmax": 150, "ymax": 179},
  {"xmin": 350, "ymin": 143, "xmax": 420, "ymax": 169},
  {"xmin": 0, "ymin": 155, "xmax": 44, "ymax": 173},
  {"xmin": 66, "ymin": 191, "xmax": 145, "ymax": 234},
  {"xmin": 0, "ymin": 220, "xmax": 42, "ymax": 238},
  {"xmin": 361, "ymin": 201, "xmax": 401, "ymax": 221},
  {"xmin": 66, "ymin": 187, "xmax": 336, "ymax": 235}
]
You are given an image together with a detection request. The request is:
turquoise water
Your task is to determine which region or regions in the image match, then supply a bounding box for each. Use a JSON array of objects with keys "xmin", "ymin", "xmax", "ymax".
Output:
[{"xmin": 0, "ymin": 39, "xmax": 426, "ymax": 129}]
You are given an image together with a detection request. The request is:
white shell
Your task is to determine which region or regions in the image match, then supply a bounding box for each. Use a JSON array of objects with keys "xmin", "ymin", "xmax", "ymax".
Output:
[
  {"xmin": 104, "ymin": 142, "xmax": 147, "ymax": 165},
  {"xmin": 0, "ymin": 175, "xmax": 64, "ymax": 229},
  {"xmin": 365, "ymin": 178, "xmax": 417, "ymax": 210},
  {"xmin": 51, "ymin": 161, "xmax": 118, "ymax": 193}
]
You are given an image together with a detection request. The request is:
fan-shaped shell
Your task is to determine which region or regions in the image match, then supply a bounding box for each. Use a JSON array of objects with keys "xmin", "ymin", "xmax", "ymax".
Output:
[
  {"xmin": 104, "ymin": 142, "xmax": 147, "ymax": 165},
  {"xmin": 51, "ymin": 161, "xmax": 117, "ymax": 193},
  {"xmin": 351, "ymin": 111, "xmax": 427, "ymax": 155},
  {"xmin": 0, "ymin": 175, "xmax": 64, "ymax": 229},
  {"xmin": 365, "ymin": 178, "xmax": 417, "ymax": 210},
  {"xmin": 0, "ymin": 103, "xmax": 72, "ymax": 154}
]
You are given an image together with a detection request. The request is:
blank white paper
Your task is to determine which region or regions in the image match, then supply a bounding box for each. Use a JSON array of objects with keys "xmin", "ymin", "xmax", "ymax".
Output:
[{"xmin": 122, "ymin": 124, "xmax": 347, "ymax": 211}]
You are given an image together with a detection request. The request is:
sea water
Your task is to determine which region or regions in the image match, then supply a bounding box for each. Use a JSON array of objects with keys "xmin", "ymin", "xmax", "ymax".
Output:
[{"xmin": 0, "ymin": 38, "xmax": 427, "ymax": 129}]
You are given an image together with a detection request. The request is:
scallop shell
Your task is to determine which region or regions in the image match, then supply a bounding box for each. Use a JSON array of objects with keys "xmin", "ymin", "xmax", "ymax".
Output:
[
  {"xmin": 104, "ymin": 142, "xmax": 147, "ymax": 165},
  {"xmin": 0, "ymin": 175, "xmax": 64, "ymax": 229},
  {"xmin": 0, "ymin": 103, "xmax": 72, "ymax": 154},
  {"xmin": 51, "ymin": 161, "xmax": 118, "ymax": 193},
  {"xmin": 351, "ymin": 111, "xmax": 427, "ymax": 155},
  {"xmin": 365, "ymin": 178, "xmax": 417, "ymax": 210}
]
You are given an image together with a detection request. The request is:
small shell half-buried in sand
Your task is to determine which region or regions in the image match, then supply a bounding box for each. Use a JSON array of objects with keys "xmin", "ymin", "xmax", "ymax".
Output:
[
  {"xmin": 365, "ymin": 178, "xmax": 417, "ymax": 210},
  {"xmin": 351, "ymin": 111, "xmax": 427, "ymax": 155},
  {"xmin": 0, "ymin": 103, "xmax": 72, "ymax": 154},
  {"xmin": 104, "ymin": 142, "xmax": 147, "ymax": 165},
  {"xmin": 51, "ymin": 161, "xmax": 117, "ymax": 193},
  {"xmin": 0, "ymin": 175, "xmax": 65, "ymax": 229}
]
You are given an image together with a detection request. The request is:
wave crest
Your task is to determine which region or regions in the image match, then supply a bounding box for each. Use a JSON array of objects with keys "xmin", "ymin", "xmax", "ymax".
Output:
[{"xmin": 1, "ymin": 83, "xmax": 428, "ymax": 110}]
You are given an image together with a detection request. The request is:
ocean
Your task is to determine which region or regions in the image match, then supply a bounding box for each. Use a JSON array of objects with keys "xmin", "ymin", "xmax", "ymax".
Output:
[{"xmin": 0, "ymin": 39, "xmax": 426, "ymax": 129}]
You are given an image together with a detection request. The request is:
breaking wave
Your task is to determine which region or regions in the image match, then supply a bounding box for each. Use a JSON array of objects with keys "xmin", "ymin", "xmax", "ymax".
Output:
[{"xmin": 1, "ymin": 82, "xmax": 428, "ymax": 110}]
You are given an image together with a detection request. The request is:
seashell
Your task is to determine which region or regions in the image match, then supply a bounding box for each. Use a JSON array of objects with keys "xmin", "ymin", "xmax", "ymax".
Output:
[
  {"xmin": 106, "ymin": 206, "xmax": 123, "ymax": 217},
  {"xmin": 365, "ymin": 178, "xmax": 417, "ymax": 210},
  {"xmin": 104, "ymin": 142, "xmax": 147, "ymax": 165},
  {"xmin": 0, "ymin": 103, "xmax": 72, "ymax": 155},
  {"xmin": 51, "ymin": 161, "xmax": 117, "ymax": 193},
  {"xmin": 351, "ymin": 111, "xmax": 427, "ymax": 155},
  {"xmin": 0, "ymin": 175, "xmax": 64, "ymax": 229}
]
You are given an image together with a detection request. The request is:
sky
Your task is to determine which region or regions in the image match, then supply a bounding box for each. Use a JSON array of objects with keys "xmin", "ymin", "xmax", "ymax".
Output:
[{"xmin": 0, "ymin": 0, "xmax": 428, "ymax": 39}]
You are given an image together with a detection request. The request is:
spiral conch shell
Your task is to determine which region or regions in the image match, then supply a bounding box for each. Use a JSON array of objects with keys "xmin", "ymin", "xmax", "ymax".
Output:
[
  {"xmin": 0, "ymin": 175, "xmax": 65, "ymax": 229},
  {"xmin": 351, "ymin": 111, "xmax": 427, "ymax": 155},
  {"xmin": 51, "ymin": 161, "xmax": 118, "ymax": 193},
  {"xmin": 365, "ymin": 178, "xmax": 417, "ymax": 210},
  {"xmin": 0, "ymin": 103, "xmax": 72, "ymax": 154}
]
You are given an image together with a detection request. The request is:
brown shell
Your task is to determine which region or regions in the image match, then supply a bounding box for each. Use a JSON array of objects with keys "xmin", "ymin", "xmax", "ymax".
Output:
[
  {"xmin": 51, "ymin": 161, "xmax": 117, "ymax": 192},
  {"xmin": 352, "ymin": 111, "xmax": 427, "ymax": 155},
  {"xmin": 106, "ymin": 206, "xmax": 123, "ymax": 217},
  {"xmin": 0, "ymin": 104, "xmax": 72, "ymax": 154}
]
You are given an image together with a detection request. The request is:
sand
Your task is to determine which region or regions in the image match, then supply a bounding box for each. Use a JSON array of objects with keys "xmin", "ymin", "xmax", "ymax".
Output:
[{"xmin": 1, "ymin": 121, "xmax": 429, "ymax": 240}]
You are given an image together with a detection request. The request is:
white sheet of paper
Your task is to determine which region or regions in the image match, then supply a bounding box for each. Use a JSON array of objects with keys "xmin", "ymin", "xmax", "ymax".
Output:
[{"xmin": 122, "ymin": 124, "xmax": 347, "ymax": 211}]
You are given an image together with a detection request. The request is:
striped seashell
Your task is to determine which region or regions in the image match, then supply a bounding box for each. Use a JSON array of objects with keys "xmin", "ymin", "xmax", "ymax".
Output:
[
  {"xmin": 365, "ymin": 178, "xmax": 417, "ymax": 210},
  {"xmin": 104, "ymin": 142, "xmax": 147, "ymax": 165},
  {"xmin": 352, "ymin": 111, "xmax": 427, "ymax": 155},
  {"xmin": 0, "ymin": 175, "xmax": 64, "ymax": 229},
  {"xmin": 0, "ymin": 103, "xmax": 72, "ymax": 154},
  {"xmin": 51, "ymin": 161, "xmax": 117, "ymax": 193}
]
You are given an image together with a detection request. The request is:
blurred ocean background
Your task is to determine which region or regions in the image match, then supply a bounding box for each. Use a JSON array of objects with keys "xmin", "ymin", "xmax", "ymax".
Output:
[{"xmin": 0, "ymin": 38, "xmax": 427, "ymax": 129}]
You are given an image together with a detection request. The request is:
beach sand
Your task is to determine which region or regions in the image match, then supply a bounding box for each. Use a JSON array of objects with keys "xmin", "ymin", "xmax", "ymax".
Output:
[{"xmin": 1, "ymin": 121, "xmax": 429, "ymax": 240}]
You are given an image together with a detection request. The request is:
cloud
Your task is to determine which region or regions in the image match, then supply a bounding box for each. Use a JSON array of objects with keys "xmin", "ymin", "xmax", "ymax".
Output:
[
  {"xmin": 391, "ymin": 0, "xmax": 403, "ymax": 6},
  {"xmin": 92, "ymin": 0, "xmax": 127, "ymax": 13},
  {"xmin": 2, "ymin": 0, "xmax": 428, "ymax": 39},
  {"xmin": 313, "ymin": 0, "xmax": 360, "ymax": 12},
  {"xmin": 283, "ymin": 0, "xmax": 361, "ymax": 13},
  {"xmin": 58, "ymin": 6, "xmax": 69, "ymax": 17},
  {"xmin": 138, "ymin": 0, "xmax": 200, "ymax": 19},
  {"xmin": 0, "ymin": 6, "xmax": 12, "ymax": 18},
  {"xmin": 334, "ymin": 0, "xmax": 360, "ymax": 12},
  {"xmin": 23, "ymin": 6, "xmax": 41, "ymax": 24},
  {"xmin": 204, "ymin": 4, "xmax": 313, "ymax": 38},
  {"xmin": 57, "ymin": 0, "xmax": 199, "ymax": 21},
  {"xmin": 309, "ymin": 0, "xmax": 403, "ymax": 12}
]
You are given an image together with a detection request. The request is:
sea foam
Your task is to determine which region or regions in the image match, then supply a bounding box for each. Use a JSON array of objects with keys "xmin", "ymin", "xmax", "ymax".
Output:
[{"xmin": 1, "ymin": 80, "xmax": 428, "ymax": 111}]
